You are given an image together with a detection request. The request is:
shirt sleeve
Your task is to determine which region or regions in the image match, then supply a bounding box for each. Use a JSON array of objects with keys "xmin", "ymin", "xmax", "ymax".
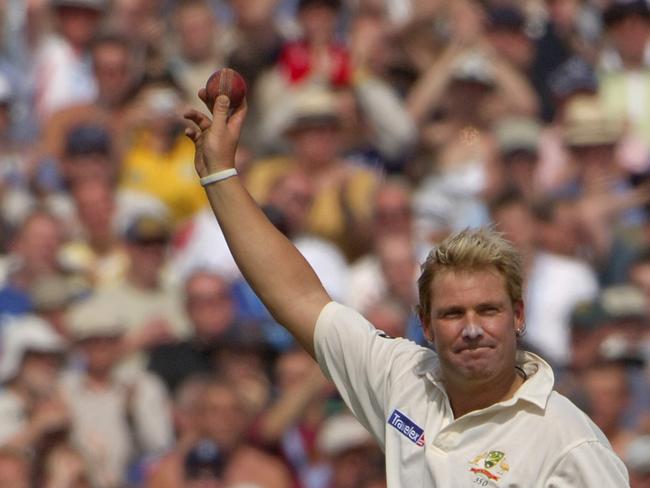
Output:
[
  {"xmin": 314, "ymin": 301, "xmax": 428, "ymax": 447},
  {"xmin": 131, "ymin": 373, "xmax": 174, "ymax": 454},
  {"xmin": 545, "ymin": 440, "xmax": 630, "ymax": 487}
]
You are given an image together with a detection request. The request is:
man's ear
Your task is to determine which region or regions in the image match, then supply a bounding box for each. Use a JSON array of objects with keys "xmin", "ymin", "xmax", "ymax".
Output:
[
  {"xmin": 419, "ymin": 313, "xmax": 435, "ymax": 344},
  {"xmin": 513, "ymin": 300, "xmax": 525, "ymax": 334}
]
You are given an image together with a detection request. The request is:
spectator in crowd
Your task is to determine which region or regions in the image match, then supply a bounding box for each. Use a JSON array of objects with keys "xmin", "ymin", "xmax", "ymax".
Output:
[
  {"xmin": 61, "ymin": 178, "xmax": 129, "ymax": 288},
  {"xmin": 119, "ymin": 77, "xmax": 205, "ymax": 224},
  {"xmin": 316, "ymin": 412, "xmax": 385, "ymax": 488},
  {"xmin": 63, "ymin": 300, "xmax": 173, "ymax": 487},
  {"xmin": 492, "ymin": 115, "xmax": 543, "ymax": 202},
  {"xmin": 561, "ymin": 95, "xmax": 650, "ymax": 282},
  {"xmin": 42, "ymin": 32, "xmax": 140, "ymax": 162},
  {"xmin": 32, "ymin": 0, "xmax": 107, "ymax": 121},
  {"xmin": 0, "ymin": 316, "xmax": 69, "ymax": 452},
  {"xmin": 266, "ymin": 168, "xmax": 350, "ymax": 300},
  {"xmin": 222, "ymin": 0, "xmax": 287, "ymax": 92},
  {"xmin": 564, "ymin": 285, "xmax": 649, "ymax": 447},
  {"xmin": 278, "ymin": 0, "xmax": 349, "ymax": 88},
  {"xmin": 580, "ymin": 359, "xmax": 635, "ymax": 456},
  {"xmin": 0, "ymin": 210, "xmax": 69, "ymax": 317},
  {"xmin": 599, "ymin": 0, "xmax": 650, "ymax": 158},
  {"xmin": 25, "ymin": 270, "xmax": 94, "ymax": 347},
  {"xmin": 253, "ymin": 347, "xmax": 334, "ymax": 487},
  {"xmin": 249, "ymin": 84, "xmax": 380, "ymax": 261},
  {"xmin": 490, "ymin": 189, "xmax": 599, "ymax": 367},
  {"xmin": 338, "ymin": 8, "xmax": 417, "ymax": 169},
  {"xmin": 148, "ymin": 270, "xmax": 238, "ymax": 393},
  {"xmin": 168, "ymin": 0, "xmax": 225, "ymax": 111},
  {"xmin": 148, "ymin": 377, "xmax": 292, "ymax": 488},
  {"xmin": 67, "ymin": 212, "xmax": 189, "ymax": 375}
]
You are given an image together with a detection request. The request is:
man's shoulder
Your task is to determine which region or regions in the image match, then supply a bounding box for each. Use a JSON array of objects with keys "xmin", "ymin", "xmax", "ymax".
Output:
[
  {"xmin": 543, "ymin": 391, "xmax": 611, "ymax": 445},
  {"xmin": 316, "ymin": 302, "xmax": 433, "ymax": 372}
]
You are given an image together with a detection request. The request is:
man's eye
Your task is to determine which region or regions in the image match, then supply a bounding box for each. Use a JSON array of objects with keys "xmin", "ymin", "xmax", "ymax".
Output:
[
  {"xmin": 442, "ymin": 311, "xmax": 461, "ymax": 319},
  {"xmin": 480, "ymin": 307, "xmax": 499, "ymax": 315}
]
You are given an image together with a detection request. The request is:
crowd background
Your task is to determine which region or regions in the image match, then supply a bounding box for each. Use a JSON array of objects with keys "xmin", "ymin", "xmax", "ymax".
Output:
[{"xmin": 0, "ymin": 0, "xmax": 649, "ymax": 486}]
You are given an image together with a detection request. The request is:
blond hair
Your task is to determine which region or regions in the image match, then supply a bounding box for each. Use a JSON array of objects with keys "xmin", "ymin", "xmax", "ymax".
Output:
[{"xmin": 417, "ymin": 228, "xmax": 524, "ymax": 322}]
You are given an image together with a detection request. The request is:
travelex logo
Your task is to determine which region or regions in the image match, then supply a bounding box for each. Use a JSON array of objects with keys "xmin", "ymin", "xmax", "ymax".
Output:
[{"xmin": 388, "ymin": 409, "xmax": 425, "ymax": 446}]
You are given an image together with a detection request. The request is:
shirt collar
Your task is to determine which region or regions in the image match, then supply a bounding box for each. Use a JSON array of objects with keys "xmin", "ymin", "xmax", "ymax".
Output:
[{"xmin": 414, "ymin": 349, "xmax": 555, "ymax": 412}]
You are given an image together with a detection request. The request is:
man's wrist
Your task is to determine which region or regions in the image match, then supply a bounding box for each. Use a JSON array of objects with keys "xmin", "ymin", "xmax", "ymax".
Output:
[{"xmin": 200, "ymin": 168, "xmax": 238, "ymax": 187}]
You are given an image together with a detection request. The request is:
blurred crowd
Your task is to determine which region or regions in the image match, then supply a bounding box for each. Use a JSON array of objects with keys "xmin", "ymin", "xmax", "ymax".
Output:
[{"xmin": 0, "ymin": 0, "xmax": 649, "ymax": 486}]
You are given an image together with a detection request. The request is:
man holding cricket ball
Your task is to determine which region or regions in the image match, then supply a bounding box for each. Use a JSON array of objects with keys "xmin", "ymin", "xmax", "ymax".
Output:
[{"xmin": 183, "ymin": 69, "xmax": 629, "ymax": 487}]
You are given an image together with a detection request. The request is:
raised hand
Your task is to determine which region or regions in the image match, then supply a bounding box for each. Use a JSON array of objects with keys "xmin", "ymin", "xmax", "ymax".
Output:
[{"xmin": 183, "ymin": 90, "xmax": 248, "ymax": 178}]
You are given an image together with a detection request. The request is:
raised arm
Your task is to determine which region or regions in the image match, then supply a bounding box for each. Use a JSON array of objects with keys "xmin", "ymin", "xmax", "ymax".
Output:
[{"xmin": 183, "ymin": 93, "xmax": 331, "ymax": 357}]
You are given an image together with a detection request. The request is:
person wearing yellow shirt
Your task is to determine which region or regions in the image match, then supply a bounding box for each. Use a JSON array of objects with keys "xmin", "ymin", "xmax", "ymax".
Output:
[{"xmin": 120, "ymin": 80, "xmax": 206, "ymax": 224}]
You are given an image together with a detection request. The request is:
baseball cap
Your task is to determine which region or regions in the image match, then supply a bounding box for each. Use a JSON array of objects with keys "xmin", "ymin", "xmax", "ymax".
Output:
[
  {"xmin": 317, "ymin": 413, "xmax": 373, "ymax": 457},
  {"xmin": 29, "ymin": 275, "xmax": 88, "ymax": 312},
  {"xmin": 0, "ymin": 315, "xmax": 67, "ymax": 382},
  {"xmin": 562, "ymin": 96, "xmax": 625, "ymax": 147},
  {"xmin": 64, "ymin": 124, "xmax": 112, "ymax": 157},
  {"xmin": 66, "ymin": 299, "xmax": 124, "ymax": 341},
  {"xmin": 603, "ymin": 0, "xmax": 650, "ymax": 26},
  {"xmin": 124, "ymin": 213, "xmax": 171, "ymax": 244},
  {"xmin": 547, "ymin": 57, "xmax": 598, "ymax": 102},
  {"xmin": 284, "ymin": 86, "xmax": 341, "ymax": 134},
  {"xmin": 599, "ymin": 285, "xmax": 647, "ymax": 321},
  {"xmin": 570, "ymin": 285, "xmax": 647, "ymax": 330},
  {"xmin": 494, "ymin": 117, "xmax": 541, "ymax": 158},
  {"xmin": 450, "ymin": 52, "xmax": 495, "ymax": 88}
]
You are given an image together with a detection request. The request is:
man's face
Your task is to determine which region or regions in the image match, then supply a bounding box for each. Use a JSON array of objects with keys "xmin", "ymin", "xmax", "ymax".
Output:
[
  {"xmin": 56, "ymin": 6, "xmax": 102, "ymax": 49},
  {"xmin": 79, "ymin": 337, "xmax": 121, "ymax": 375},
  {"xmin": 93, "ymin": 43, "xmax": 133, "ymax": 106},
  {"xmin": 185, "ymin": 274, "xmax": 234, "ymax": 340},
  {"xmin": 608, "ymin": 15, "xmax": 650, "ymax": 65},
  {"xmin": 15, "ymin": 215, "xmax": 62, "ymax": 274},
  {"xmin": 19, "ymin": 351, "xmax": 63, "ymax": 396},
  {"xmin": 425, "ymin": 268, "xmax": 524, "ymax": 387},
  {"xmin": 197, "ymin": 386, "xmax": 247, "ymax": 451}
]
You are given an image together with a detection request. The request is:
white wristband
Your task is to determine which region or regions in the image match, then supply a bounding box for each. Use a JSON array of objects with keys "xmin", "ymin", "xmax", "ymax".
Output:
[{"xmin": 200, "ymin": 168, "xmax": 238, "ymax": 187}]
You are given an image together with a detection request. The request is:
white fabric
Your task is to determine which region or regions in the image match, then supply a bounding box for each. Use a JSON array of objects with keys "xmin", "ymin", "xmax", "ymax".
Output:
[
  {"xmin": 61, "ymin": 369, "xmax": 173, "ymax": 485},
  {"xmin": 0, "ymin": 390, "xmax": 26, "ymax": 445},
  {"xmin": 293, "ymin": 235, "xmax": 349, "ymax": 303},
  {"xmin": 314, "ymin": 302, "xmax": 629, "ymax": 488},
  {"xmin": 525, "ymin": 252, "xmax": 599, "ymax": 366},
  {"xmin": 32, "ymin": 36, "xmax": 97, "ymax": 120},
  {"xmin": 347, "ymin": 255, "xmax": 386, "ymax": 313}
]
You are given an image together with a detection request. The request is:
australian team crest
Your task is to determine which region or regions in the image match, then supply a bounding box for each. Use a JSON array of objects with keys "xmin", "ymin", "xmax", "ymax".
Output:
[{"xmin": 469, "ymin": 450, "xmax": 510, "ymax": 481}]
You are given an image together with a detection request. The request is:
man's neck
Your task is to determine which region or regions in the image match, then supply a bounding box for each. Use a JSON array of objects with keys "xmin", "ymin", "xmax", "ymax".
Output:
[{"xmin": 445, "ymin": 369, "xmax": 525, "ymax": 419}]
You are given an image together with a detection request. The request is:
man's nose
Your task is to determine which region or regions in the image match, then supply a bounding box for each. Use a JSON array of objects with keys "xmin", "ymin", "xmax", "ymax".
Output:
[{"xmin": 462, "ymin": 321, "xmax": 484, "ymax": 340}]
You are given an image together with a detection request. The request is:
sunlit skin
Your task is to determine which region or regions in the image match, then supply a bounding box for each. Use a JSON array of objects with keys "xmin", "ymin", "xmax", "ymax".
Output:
[{"xmin": 423, "ymin": 268, "xmax": 525, "ymax": 416}]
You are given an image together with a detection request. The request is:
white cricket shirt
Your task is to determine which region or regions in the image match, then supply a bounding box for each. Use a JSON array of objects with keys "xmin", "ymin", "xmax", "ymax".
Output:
[{"xmin": 314, "ymin": 302, "xmax": 630, "ymax": 488}]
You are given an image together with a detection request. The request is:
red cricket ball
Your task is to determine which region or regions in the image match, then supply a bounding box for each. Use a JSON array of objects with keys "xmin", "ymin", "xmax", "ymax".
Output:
[{"xmin": 204, "ymin": 68, "xmax": 247, "ymax": 112}]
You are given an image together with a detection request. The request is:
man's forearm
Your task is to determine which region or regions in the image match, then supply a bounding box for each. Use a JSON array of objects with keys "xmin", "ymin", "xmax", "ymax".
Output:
[{"xmin": 203, "ymin": 176, "xmax": 330, "ymax": 356}]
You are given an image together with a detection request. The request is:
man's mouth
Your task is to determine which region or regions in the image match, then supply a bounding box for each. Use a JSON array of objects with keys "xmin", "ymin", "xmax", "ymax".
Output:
[{"xmin": 456, "ymin": 345, "xmax": 493, "ymax": 353}]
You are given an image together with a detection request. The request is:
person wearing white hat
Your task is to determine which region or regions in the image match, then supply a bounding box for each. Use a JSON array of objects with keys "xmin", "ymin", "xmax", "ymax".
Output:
[
  {"xmin": 60, "ymin": 300, "xmax": 174, "ymax": 487},
  {"xmin": 0, "ymin": 315, "xmax": 69, "ymax": 451}
]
